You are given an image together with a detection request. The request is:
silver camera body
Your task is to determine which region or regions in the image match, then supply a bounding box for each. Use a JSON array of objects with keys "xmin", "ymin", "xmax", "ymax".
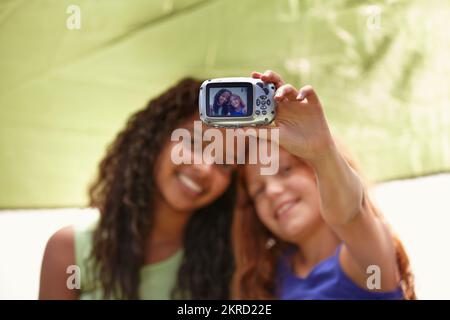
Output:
[{"xmin": 199, "ymin": 77, "xmax": 276, "ymax": 127}]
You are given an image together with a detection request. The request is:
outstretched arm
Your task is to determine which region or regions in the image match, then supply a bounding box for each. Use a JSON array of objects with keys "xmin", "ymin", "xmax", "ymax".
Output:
[{"xmin": 252, "ymin": 70, "xmax": 400, "ymax": 291}]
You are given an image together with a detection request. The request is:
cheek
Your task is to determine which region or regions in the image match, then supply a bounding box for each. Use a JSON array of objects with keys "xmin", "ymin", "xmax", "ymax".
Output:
[
  {"xmin": 286, "ymin": 173, "xmax": 318, "ymax": 201},
  {"xmin": 255, "ymin": 200, "xmax": 276, "ymax": 228},
  {"xmin": 208, "ymin": 171, "xmax": 231, "ymax": 199},
  {"xmin": 154, "ymin": 146, "xmax": 173, "ymax": 186},
  {"xmin": 285, "ymin": 175, "xmax": 322, "ymax": 224}
]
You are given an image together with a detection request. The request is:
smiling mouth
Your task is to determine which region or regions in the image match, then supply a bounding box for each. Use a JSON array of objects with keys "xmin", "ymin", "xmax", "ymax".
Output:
[
  {"xmin": 177, "ymin": 172, "xmax": 204, "ymax": 195},
  {"xmin": 275, "ymin": 199, "xmax": 300, "ymax": 220}
]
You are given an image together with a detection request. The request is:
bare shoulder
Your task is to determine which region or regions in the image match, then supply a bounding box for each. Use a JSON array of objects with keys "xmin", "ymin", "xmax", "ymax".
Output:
[
  {"xmin": 47, "ymin": 225, "xmax": 75, "ymax": 254},
  {"xmin": 39, "ymin": 226, "xmax": 79, "ymax": 299}
]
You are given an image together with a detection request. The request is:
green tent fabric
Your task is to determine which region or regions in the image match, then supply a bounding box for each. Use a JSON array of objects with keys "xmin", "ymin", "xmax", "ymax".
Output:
[{"xmin": 1, "ymin": 0, "xmax": 449, "ymax": 208}]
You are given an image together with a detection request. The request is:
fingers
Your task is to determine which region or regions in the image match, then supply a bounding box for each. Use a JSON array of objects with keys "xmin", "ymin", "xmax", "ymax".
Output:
[
  {"xmin": 251, "ymin": 70, "xmax": 284, "ymax": 88},
  {"xmin": 296, "ymin": 85, "xmax": 320, "ymax": 104},
  {"xmin": 251, "ymin": 71, "xmax": 320, "ymax": 105},
  {"xmin": 251, "ymin": 71, "xmax": 263, "ymax": 79},
  {"xmin": 274, "ymin": 84, "xmax": 298, "ymax": 102}
]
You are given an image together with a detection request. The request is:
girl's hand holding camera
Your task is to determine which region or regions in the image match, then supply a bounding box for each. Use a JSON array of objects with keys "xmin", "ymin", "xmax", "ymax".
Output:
[
  {"xmin": 252, "ymin": 70, "xmax": 365, "ymax": 225},
  {"xmin": 252, "ymin": 70, "xmax": 335, "ymax": 166}
]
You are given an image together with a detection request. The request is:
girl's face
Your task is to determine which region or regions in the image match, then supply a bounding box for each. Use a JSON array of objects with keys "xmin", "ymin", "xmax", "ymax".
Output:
[
  {"xmin": 245, "ymin": 148, "xmax": 323, "ymax": 243},
  {"xmin": 230, "ymin": 95, "xmax": 242, "ymax": 109},
  {"xmin": 155, "ymin": 118, "xmax": 234, "ymax": 212},
  {"xmin": 219, "ymin": 91, "xmax": 231, "ymax": 105}
]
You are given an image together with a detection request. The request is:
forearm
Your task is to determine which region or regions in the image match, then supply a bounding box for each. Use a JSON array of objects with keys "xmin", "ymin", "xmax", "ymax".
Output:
[{"xmin": 308, "ymin": 143, "xmax": 365, "ymax": 226}]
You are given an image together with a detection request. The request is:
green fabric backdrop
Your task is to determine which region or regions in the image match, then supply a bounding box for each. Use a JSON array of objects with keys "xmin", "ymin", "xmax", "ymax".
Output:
[{"xmin": 1, "ymin": 0, "xmax": 449, "ymax": 208}]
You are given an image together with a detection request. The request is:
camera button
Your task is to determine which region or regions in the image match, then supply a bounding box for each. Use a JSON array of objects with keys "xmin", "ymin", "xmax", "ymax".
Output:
[
  {"xmin": 262, "ymin": 110, "xmax": 267, "ymax": 115},
  {"xmin": 256, "ymin": 99, "xmax": 261, "ymax": 106},
  {"xmin": 255, "ymin": 110, "xmax": 261, "ymax": 115},
  {"xmin": 260, "ymin": 95, "xmax": 267, "ymax": 100},
  {"xmin": 266, "ymin": 100, "xmax": 271, "ymax": 106}
]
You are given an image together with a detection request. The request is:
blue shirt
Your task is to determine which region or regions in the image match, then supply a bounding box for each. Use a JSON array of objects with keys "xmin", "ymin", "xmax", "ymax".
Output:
[
  {"xmin": 230, "ymin": 109, "xmax": 244, "ymax": 116},
  {"xmin": 276, "ymin": 244, "xmax": 404, "ymax": 300}
]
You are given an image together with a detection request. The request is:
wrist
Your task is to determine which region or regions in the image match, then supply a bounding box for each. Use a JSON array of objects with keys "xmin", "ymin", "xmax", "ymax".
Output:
[{"xmin": 307, "ymin": 140, "xmax": 339, "ymax": 172}]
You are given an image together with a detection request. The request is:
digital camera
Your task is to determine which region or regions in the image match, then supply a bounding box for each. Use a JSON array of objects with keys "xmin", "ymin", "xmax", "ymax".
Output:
[{"xmin": 199, "ymin": 77, "xmax": 276, "ymax": 127}]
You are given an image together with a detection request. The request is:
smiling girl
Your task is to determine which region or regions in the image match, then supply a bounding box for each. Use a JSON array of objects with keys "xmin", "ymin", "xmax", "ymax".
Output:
[
  {"xmin": 229, "ymin": 94, "xmax": 246, "ymax": 116},
  {"xmin": 212, "ymin": 89, "xmax": 232, "ymax": 116},
  {"xmin": 232, "ymin": 71, "xmax": 415, "ymax": 300},
  {"xmin": 39, "ymin": 78, "xmax": 237, "ymax": 299}
]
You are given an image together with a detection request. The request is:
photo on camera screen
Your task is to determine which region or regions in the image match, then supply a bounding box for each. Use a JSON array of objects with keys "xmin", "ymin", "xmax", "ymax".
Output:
[{"xmin": 207, "ymin": 87, "xmax": 250, "ymax": 117}]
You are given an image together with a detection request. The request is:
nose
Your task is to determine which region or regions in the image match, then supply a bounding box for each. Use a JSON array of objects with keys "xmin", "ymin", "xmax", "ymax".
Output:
[
  {"xmin": 265, "ymin": 177, "xmax": 284, "ymax": 199},
  {"xmin": 191, "ymin": 162, "xmax": 214, "ymax": 179}
]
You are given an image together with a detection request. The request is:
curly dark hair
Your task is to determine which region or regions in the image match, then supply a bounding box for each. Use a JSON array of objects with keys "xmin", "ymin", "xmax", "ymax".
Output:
[
  {"xmin": 212, "ymin": 89, "xmax": 231, "ymax": 115},
  {"xmin": 88, "ymin": 78, "xmax": 237, "ymax": 299}
]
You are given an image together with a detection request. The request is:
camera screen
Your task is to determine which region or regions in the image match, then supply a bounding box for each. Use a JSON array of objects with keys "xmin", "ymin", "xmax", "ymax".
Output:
[{"xmin": 206, "ymin": 84, "xmax": 252, "ymax": 117}]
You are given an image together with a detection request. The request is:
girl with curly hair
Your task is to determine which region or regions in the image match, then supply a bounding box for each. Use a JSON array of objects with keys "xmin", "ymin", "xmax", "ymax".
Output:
[
  {"xmin": 39, "ymin": 78, "xmax": 237, "ymax": 299},
  {"xmin": 211, "ymin": 89, "xmax": 231, "ymax": 116}
]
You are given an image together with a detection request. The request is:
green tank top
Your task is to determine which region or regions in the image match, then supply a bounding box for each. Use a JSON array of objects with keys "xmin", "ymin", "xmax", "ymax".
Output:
[{"xmin": 73, "ymin": 216, "xmax": 183, "ymax": 299}]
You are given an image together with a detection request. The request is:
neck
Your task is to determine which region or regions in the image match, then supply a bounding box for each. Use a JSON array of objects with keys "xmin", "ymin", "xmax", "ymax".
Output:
[
  {"xmin": 144, "ymin": 196, "xmax": 193, "ymax": 264},
  {"xmin": 149, "ymin": 196, "xmax": 193, "ymax": 247},
  {"xmin": 293, "ymin": 221, "xmax": 341, "ymax": 269}
]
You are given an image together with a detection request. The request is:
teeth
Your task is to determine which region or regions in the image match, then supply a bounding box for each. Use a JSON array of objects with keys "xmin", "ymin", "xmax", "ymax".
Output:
[
  {"xmin": 178, "ymin": 173, "xmax": 203, "ymax": 193},
  {"xmin": 276, "ymin": 201, "xmax": 296, "ymax": 218}
]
